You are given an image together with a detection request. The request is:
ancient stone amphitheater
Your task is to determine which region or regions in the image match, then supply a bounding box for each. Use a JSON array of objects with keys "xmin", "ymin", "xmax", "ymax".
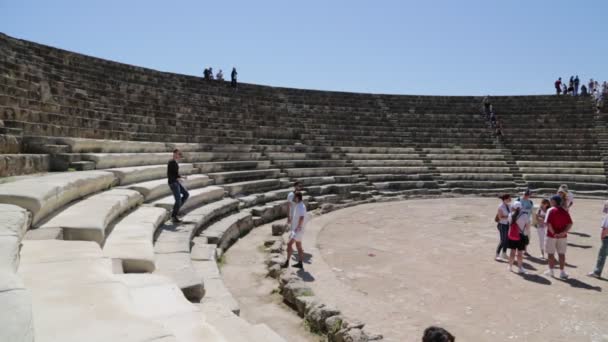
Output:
[{"xmin": 1, "ymin": 32, "xmax": 607, "ymax": 341}]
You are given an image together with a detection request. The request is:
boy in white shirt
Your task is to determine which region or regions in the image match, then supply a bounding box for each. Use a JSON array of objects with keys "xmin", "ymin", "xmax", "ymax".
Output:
[
  {"xmin": 282, "ymin": 192, "xmax": 307, "ymax": 269},
  {"xmin": 286, "ymin": 181, "xmax": 303, "ymax": 226},
  {"xmin": 588, "ymin": 201, "xmax": 608, "ymax": 278}
]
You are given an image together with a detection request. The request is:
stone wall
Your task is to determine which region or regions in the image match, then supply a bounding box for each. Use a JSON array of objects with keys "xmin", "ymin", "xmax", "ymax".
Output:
[{"xmin": 0, "ymin": 33, "xmax": 595, "ymax": 147}]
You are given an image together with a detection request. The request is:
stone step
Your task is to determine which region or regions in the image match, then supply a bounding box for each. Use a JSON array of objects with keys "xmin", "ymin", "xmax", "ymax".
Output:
[
  {"xmin": 18, "ymin": 240, "xmax": 175, "ymax": 342},
  {"xmin": 364, "ymin": 173, "xmax": 435, "ymax": 182},
  {"xmin": 435, "ymin": 167, "xmax": 512, "ymax": 173},
  {"xmin": 103, "ymin": 206, "xmax": 169, "ymax": 273},
  {"xmin": 154, "ymin": 198, "xmax": 240, "ymax": 256},
  {"xmin": 440, "ymin": 173, "xmax": 515, "ymax": 181},
  {"xmin": 285, "ymin": 167, "xmax": 356, "ymax": 178},
  {"xmin": 221, "ymin": 179, "xmax": 281, "ymax": 196},
  {"xmin": 522, "ymin": 174, "xmax": 607, "ymax": 183},
  {"xmin": 426, "ymin": 153, "xmax": 506, "ymax": 160},
  {"xmin": 106, "ymin": 163, "xmax": 197, "ymax": 186},
  {"xmin": 516, "ymin": 160, "xmax": 604, "ymax": 168},
  {"xmin": 0, "ymin": 153, "xmax": 50, "ymax": 177},
  {"xmin": 208, "ymin": 169, "xmax": 280, "ymax": 184},
  {"xmin": 272, "ymin": 159, "xmax": 349, "ymax": 168},
  {"xmin": 373, "ymin": 180, "xmax": 440, "ymax": 191},
  {"xmin": 295, "ymin": 175, "xmax": 361, "ymax": 186},
  {"xmin": 202, "ymin": 212, "xmax": 254, "ymax": 251},
  {"xmin": 43, "ymin": 144, "xmax": 70, "ymax": 154},
  {"xmin": 237, "ymin": 188, "xmax": 292, "ymax": 208},
  {"xmin": 125, "ymin": 175, "xmax": 213, "ymax": 202},
  {"xmin": 0, "ymin": 170, "xmax": 117, "ymax": 226},
  {"xmin": 344, "ymin": 152, "xmax": 421, "ymax": 160},
  {"xmin": 351, "ymin": 159, "xmax": 424, "ymax": 167},
  {"xmin": 444, "ymin": 180, "xmax": 520, "ymax": 188},
  {"xmin": 0, "ymin": 204, "xmax": 33, "ymax": 342},
  {"xmin": 151, "ymin": 186, "xmax": 225, "ymax": 214},
  {"xmin": 195, "ymin": 160, "xmax": 271, "ymax": 173},
  {"xmin": 117, "ymin": 273, "xmax": 229, "ymax": 342},
  {"xmin": 429, "ymin": 160, "xmax": 509, "ymax": 167},
  {"xmin": 357, "ymin": 166, "xmax": 430, "ymax": 175},
  {"xmin": 39, "ymin": 188, "xmax": 143, "ymax": 245},
  {"xmin": 69, "ymin": 161, "xmax": 96, "ymax": 171},
  {"xmin": 200, "ymin": 302, "xmax": 282, "ymax": 342}
]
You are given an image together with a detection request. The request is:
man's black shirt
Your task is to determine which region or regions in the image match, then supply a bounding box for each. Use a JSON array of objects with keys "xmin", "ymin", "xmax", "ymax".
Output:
[{"xmin": 167, "ymin": 159, "xmax": 180, "ymax": 184}]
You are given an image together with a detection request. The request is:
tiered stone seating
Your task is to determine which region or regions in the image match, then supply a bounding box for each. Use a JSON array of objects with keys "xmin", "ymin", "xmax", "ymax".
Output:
[
  {"xmin": 0, "ymin": 171, "xmax": 117, "ymax": 225},
  {"xmin": 0, "ymin": 204, "xmax": 34, "ymax": 342},
  {"xmin": 18, "ymin": 240, "xmax": 176, "ymax": 342},
  {"xmin": 2, "ymin": 32, "xmax": 607, "ymax": 342},
  {"xmin": 495, "ymin": 97, "xmax": 606, "ymax": 195}
]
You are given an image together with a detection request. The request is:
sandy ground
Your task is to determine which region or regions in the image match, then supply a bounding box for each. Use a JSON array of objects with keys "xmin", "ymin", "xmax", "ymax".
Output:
[
  {"xmin": 221, "ymin": 223, "xmax": 322, "ymax": 342},
  {"xmin": 300, "ymin": 197, "xmax": 608, "ymax": 342}
]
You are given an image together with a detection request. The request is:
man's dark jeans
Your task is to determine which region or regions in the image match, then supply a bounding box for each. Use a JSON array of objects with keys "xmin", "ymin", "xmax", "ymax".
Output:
[{"xmin": 169, "ymin": 181, "xmax": 189, "ymax": 218}]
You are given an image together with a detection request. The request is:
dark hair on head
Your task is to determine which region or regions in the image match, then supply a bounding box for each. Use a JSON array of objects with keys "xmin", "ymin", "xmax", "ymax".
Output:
[
  {"xmin": 541, "ymin": 198, "xmax": 550, "ymax": 208},
  {"xmin": 500, "ymin": 194, "xmax": 511, "ymax": 201},
  {"xmin": 422, "ymin": 326, "xmax": 455, "ymax": 342},
  {"xmin": 294, "ymin": 181, "xmax": 302, "ymax": 187},
  {"xmin": 294, "ymin": 192, "xmax": 303, "ymax": 201},
  {"xmin": 173, "ymin": 149, "xmax": 180, "ymax": 154}
]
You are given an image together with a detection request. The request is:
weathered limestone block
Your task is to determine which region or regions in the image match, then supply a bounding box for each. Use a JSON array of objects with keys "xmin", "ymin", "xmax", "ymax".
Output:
[
  {"xmin": 305, "ymin": 303, "xmax": 341, "ymax": 333},
  {"xmin": 0, "ymin": 171, "xmax": 117, "ymax": 226},
  {"xmin": 152, "ymin": 186, "xmax": 224, "ymax": 213},
  {"xmin": 272, "ymin": 223, "xmax": 288, "ymax": 236},
  {"xmin": 282, "ymin": 280, "xmax": 314, "ymax": 307},
  {"xmin": 107, "ymin": 163, "xmax": 195, "ymax": 186},
  {"xmin": 103, "ymin": 206, "xmax": 169, "ymax": 272},
  {"xmin": 40, "ymin": 188, "xmax": 143, "ymax": 245}
]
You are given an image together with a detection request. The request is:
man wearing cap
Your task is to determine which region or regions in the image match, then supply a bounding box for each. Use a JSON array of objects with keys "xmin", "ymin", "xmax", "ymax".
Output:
[
  {"xmin": 588, "ymin": 201, "xmax": 608, "ymax": 278},
  {"xmin": 544, "ymin": 195, "xmax": 573, "ymax": 279}
]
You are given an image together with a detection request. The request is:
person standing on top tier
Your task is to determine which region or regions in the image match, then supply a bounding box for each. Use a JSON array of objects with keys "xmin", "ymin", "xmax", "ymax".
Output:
[
  {"xmin": 167, "ymin": 149, "xmax": 189, "ymax": 223},
  {"xmin": 282, "ymin": 192, "xmax": 307, "ymax": 270},
  {"xmin": 588, "ymin": 201, "xmax": 608, "ymax": 279},
  {"xmin": 574, "ymin": 75, "xmax": 580, "ymax": 96},
  {"xmin": 555, "ymin": 77, "xmax": 562, "ymax": 95},
  {"xmin": 231, "ymin": 67, "xmax": 238, "ymax": 89},
  {"xmin": 544, "ymin": 195, "xmax": 573, "ymax": 279},
  {"xmin": 495, "ymin": 194, "xmax": 511, "ymax": 261}
]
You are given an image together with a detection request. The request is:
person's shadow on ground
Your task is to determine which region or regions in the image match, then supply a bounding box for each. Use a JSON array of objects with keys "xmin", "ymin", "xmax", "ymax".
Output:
[
  {"xmin": 569, "ymin": 232, "xmax": 591, "ymax": 238},
  {"xmin": 296, "ymin": 269, "xmax": 315, "ymax": 282},
  {"xmin": 302, "ymin": 252, "xmax": 313, "ymax": 264},
  {"xmin": 567, "ymin": 243, "xmax": 593, "ymax": 249},
  {"xmin": 525, "ymin": 255, "xmax": 547, "ymax": 266},
  {"xmin": 519, "ymin": 273, "xmax": 552, "ymax": 286},
  {"xmin": 555, "ymin": 277, "xmax": 602, "ymax": 292}
]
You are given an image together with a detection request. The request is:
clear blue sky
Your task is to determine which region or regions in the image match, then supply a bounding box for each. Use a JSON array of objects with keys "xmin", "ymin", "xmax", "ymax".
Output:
[{"xmin": 1, "ymin": 0, "xmax": 606, "ymax": 95}]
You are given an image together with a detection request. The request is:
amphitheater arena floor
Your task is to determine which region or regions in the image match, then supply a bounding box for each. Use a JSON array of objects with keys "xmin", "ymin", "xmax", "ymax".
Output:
[{"xmin": 292, "ymin": 197, "xmax": 608, "ymax": 342}]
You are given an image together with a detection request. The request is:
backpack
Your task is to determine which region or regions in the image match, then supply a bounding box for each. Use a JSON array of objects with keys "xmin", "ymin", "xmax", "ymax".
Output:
[{"xmin": 508, "ymin": 221, "xmax": 521, "ymax": 241}]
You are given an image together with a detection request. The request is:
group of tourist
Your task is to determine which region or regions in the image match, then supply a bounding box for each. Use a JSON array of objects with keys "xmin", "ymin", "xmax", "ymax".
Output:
[
  {"xmin": 495, "ymin": 185, "xmax": 608, "ymax": 280},
  {"xmin": 554, "ymin": 76, "xmax": 607, "ymax": 111},
  {"xmin": 203, "ymin": 66, "xmax": 238, "ymax": 88}
]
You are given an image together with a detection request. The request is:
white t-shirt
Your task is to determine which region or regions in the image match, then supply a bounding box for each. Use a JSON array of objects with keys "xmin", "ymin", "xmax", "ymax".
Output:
[
  {"xmin": 291, "ymin": 202, "xmax": 307, "ymax": 231},
  {"xmin": 601, "ymin": 215, "xmax": 608, "ymax": 236},
  {"xmin": 497, "ymin": 203, "xmax": 510, "ymax": 224},
  {"xmin": 509, "ymin": 212, "xmax": 529, "ymax": 235},
  {"xmin": 287, "ymin": 191, "xmax": 295, "ymax": 219}
]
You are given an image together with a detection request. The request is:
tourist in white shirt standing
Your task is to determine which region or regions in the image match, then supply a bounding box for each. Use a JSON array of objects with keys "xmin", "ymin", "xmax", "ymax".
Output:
[
  {"xmin": 282, "ymin": 192, "xmax": 307, "ymax": 269},
  {"xmin": 588, "ymin": 201, "xmax": 608, "ymax": 279},
  {"xmin": 286, "ymin": 181, "xmax": 303, "ymax": 226}
]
